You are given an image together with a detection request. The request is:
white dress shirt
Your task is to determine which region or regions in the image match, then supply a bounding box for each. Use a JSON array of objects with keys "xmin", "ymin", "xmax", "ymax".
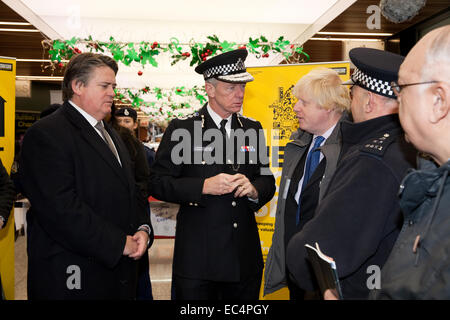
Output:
[
  {"xmin": 294, "ymin": 124, "xmax": 337, "ymax": 203},
  {"xmin": 68, "ymin": 100, "xmax": 121, "ymax": 166},
  {"xmin": 207, "ymin": 103, "xmax": 232, "ymax": 136}
]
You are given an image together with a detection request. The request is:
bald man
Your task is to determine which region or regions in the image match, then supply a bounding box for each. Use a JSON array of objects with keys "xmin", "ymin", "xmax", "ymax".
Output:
[{"xmin": 370, "ymin": 25, "xmax": 450, "ymax": 300}]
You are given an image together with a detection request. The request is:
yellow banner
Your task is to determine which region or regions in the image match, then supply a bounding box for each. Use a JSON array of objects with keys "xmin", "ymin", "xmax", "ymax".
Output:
[
  {"xmin": 0, "ymin": 56, "xmax": 16, "ymax": 300},
  {"xmin": 243, "ymin": 62, "xmax": 350, "ymax": 299}
]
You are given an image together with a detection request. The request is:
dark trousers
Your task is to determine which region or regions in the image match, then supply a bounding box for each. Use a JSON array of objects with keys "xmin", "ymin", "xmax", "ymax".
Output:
[
  {"xmin": 137, "ymin": 250, "xmax": 153, "ymax": 300},
  {"xmin": 286, "ymin": 269, "xmax": 321, "ymax": 300},
  {"xmin": 172, "ymin": 271, "xmax": 262, "ymax": 300}
]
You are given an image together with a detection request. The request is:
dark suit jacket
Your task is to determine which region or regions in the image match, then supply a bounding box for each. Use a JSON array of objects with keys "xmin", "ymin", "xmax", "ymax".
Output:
[
  {"xmin": 19, "ymin": 101, "xmax": 149, "ymax": 299},
  {"xmin": 149, "ymin": 105, "xmax": 275, "ymax": 282}
]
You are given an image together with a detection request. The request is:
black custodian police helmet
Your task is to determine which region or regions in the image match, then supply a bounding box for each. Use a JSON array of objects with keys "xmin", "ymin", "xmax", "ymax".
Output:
[
  {"xmin": 343, "ymin": 47, "xmax": 404, "ymax": 99},
  {"xmin": 195, "ymin": 49, "xmax": 254, "ymax": 83}
]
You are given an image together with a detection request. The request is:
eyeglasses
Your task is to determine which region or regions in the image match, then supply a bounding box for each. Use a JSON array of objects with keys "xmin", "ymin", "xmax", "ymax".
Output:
[{"xmin": 391, "ymin": 80, "xmax": 438, "ymax": 96}]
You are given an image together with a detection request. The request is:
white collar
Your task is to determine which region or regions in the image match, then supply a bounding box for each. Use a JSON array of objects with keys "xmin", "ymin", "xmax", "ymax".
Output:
[
  {"xmin": 206, "ymin": 103, "xmax": 232, "ymax": 130},
  {"xmin": 313, "ymin": 123, "xmax": 337, "ymax": 143},
  {"xmin": 68, "ymin": 100, "xmax": 99, "ymax": 128}
]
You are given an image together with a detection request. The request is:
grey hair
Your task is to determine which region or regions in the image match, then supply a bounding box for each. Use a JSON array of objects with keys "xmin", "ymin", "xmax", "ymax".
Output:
[
  {"xmin": 205, "ymin": 78, "xmax": 219, "ymax": 87},
  {"xmin": 422, "ymin": 26, "xmax": 450, "ymax": 82}
]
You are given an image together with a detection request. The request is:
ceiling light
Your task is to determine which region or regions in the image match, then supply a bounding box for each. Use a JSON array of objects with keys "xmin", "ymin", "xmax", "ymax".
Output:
[
  {"xmin": 16, "ymin": 76, "xmax": 63, "ymax": 81},
  {"xmin": 0, "ymin": 21, "xmax": 32, "ymax": 26},
  {"xmin": 317, "ymin": 31, "xmax": 393, "ymax": 36},
  {"xmin": 16, "ymin": 59, "xmax": 69, "ymax": 63},
  {"xmin": 310, "ymin": 37, "xmax": 383, "ymax": 42},
  {"xmin": 0, "ymin": 28, "xmax": 39, "ymax": 32}
]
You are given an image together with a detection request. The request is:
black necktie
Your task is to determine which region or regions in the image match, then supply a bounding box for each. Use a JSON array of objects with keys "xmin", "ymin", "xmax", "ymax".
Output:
[{"xmin": 219, "ymin": 119, "xmax": 228, "ymax": 137}]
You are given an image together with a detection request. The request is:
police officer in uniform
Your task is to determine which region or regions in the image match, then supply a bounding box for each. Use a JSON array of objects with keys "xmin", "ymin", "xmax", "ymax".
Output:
[
  {"xmin": 149, "ymin": 49, "xmax": 275, "ymax": 300},
  {"xmin": 286, "ymin": 48, "xmax": 417, "ymax": 299}
]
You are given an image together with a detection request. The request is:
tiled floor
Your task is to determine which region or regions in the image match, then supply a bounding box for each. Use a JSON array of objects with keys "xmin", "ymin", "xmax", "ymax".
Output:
[{"xmin": 14, "ymin": 234, "xmax": 174, "ymax": 300}]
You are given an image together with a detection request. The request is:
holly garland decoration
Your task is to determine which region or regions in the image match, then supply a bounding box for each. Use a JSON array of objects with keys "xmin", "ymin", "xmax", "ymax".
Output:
[
  {"xmin": 42, "ymin": 34, "xmax": 310, "ymax": 121},
  {"xmin": 43, "ymin": 34, "xmax": 310, "ymax": 69},
  {"xmin": 114, "ymin": 85, "xmax": 207, "ymax": 122}
]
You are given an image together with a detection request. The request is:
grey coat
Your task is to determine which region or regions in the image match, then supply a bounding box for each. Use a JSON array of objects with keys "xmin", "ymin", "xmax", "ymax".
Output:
[{"xmin": 263, "ymin": 113, "xmax": 346, "ymax": 296}]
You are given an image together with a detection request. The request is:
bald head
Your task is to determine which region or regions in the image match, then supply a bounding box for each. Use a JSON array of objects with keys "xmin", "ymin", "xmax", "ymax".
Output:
[
  {"xmin": 421, "ymin": 26, "xmax": 450, "ymax": 82},
  {"xmin": 398, "ymin": 25, "xmax": 450, "ymax": 165}
]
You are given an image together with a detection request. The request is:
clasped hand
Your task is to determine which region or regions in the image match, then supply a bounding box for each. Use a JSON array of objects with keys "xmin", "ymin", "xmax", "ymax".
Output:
[
  {"xmin": 122, "ymin": 231, "xmax": 149, "ymax": 260},
  {"xmin": 202, "ymin": 173, "xmax": 258, "ymax": 199}
]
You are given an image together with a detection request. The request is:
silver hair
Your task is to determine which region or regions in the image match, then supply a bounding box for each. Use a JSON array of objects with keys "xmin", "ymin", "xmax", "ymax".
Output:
[{"xmin": 205, "ymin": 78, "xmax": 219, "ymax": 87}]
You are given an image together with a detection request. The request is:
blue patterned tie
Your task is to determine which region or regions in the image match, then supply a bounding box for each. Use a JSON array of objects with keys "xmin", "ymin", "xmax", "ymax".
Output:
[{"xmin": 296, "ymin": 136, "xmax": 325, "ymax": 225}]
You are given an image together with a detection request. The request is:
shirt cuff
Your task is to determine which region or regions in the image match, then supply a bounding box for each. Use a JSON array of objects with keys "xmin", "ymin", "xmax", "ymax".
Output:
[{"xmin": 248, "ymin": 197, "xmax": 259, "ymax": 203}]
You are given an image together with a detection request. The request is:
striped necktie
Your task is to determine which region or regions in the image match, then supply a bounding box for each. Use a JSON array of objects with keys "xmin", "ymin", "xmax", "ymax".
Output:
[{"xmin": 95, "ymin": 121, "xmax": 121, "ymax": 164}]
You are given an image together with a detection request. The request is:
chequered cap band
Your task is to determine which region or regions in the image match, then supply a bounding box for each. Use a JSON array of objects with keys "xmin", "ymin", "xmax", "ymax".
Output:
[
  {"xmin": 203, "ymin": 58, "xmax": 246, "ymax": 80},
  {"xmin": 352, "ymin": 67, "xmax": 395, "ymax": 98}
]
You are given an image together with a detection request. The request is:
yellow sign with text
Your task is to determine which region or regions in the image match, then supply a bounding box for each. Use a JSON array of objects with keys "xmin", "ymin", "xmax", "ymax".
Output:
[
  {"xmin": 0, "ymin": 57, "xmax": 16, "ymax": 300},
  {"xmin": 243, "ymin": 62, "xmax": 350, "ymax": 299}
]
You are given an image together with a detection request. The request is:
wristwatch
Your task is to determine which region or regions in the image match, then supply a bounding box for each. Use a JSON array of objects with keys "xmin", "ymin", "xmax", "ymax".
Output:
[{"xmin": 137, "ymin": 224, "xmax": 151, "ymax": 247}]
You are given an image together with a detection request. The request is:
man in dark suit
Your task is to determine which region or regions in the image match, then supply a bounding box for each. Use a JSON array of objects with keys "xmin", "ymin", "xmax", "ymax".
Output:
[
  {"xmin": 149, "ymin": 49, "xmax": 275, "ymax": 300},
  {"xmin": 19, "ymin": 53, "xmax": 151, "ymax": 299},
  {"xmin": 264, "ymin": 67, "xmax": 351, "ymax": 299}
]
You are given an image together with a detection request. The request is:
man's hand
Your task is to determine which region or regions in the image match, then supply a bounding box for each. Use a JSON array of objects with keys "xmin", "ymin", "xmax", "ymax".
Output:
[
  {"xmin": 202, "ymin": 173, "xmax": 258, "ymax": 199},
  {"xmin": 324, "ymin": 289, "xmax": 339, "ymax": 300},
  {"xmin": 229, "ymin": 174, "xmax": 258, "ymax": 199},
  {"xmin": 123, "ymin": 235, "xmax": 138, "ymax": 256},
  {"xmin": 128, "ymin": 231, "xmax": 149, "ymax": 260},
  {"xmin": 0, "ymin": 218, "xmax": 4, "ymax": 229},
  {"xmin": 202, "ymin": 173, "xmax": 237, "ymax": 195}
]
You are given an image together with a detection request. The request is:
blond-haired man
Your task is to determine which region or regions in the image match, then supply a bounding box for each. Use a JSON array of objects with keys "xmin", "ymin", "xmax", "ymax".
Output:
[{"xmin": 264, "ymin": 67, "xmax": 350, "ymax": 299}]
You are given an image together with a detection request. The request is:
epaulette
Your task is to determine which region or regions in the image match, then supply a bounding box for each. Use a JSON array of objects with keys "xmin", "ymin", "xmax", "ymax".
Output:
[
  {"xmin": 360, "ymin": 132, "xmax": 396, "ymax": 156},
  {"xmin": 237, "ymin": 114, "xmax": 257, "ymax": 122},
  {"xmin": 178, "ymin": 111, "xmax": 200, "ymax": 120}
]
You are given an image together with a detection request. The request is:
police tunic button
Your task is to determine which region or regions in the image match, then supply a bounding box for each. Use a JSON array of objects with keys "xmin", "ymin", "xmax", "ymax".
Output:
[
  {"xmin": 233, "ymin": 222, "xmax": 238, "ymax": 228},
  {"xmin": 231, "ymin": 201, "xmax": 236, "ymax": 207},
  {"xmin": 384, "ymin": 133, "xmax": 390, "ymax": 138},
  {"xmin": 194, "ymin": 203, "xmax": 198, "ymax": 206},
  {"xmin": 189, "ymin": 202, "xmax": 193, "ymax": 206}
]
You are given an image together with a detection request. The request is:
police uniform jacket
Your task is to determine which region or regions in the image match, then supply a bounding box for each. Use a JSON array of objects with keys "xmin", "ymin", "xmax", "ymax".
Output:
[
  {"xmin": 286, "ymin": 114, "xmax": 417, "ymax": 299},
  {"xmin": 149, "ymin": 104, "xmax": 275, "ymax": 282}
]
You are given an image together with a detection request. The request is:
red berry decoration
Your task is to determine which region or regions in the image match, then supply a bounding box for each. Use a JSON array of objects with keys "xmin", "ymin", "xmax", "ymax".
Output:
[
  {"xmin": 138, "ymin": 71, "xmax": 143, "ymax": 76},
  {"xmin": 151, "ymin": 41, "xmax": 158, "ymax": 49},
  {"xmin": 58, "ymin": 62, "xmax": 64, "ymax": 68}
]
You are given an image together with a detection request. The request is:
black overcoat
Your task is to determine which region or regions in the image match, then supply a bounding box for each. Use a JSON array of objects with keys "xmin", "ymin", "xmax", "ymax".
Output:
[{"xmin": 19, "ymin": 102, "xmax": 149, "ymax": 299}]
